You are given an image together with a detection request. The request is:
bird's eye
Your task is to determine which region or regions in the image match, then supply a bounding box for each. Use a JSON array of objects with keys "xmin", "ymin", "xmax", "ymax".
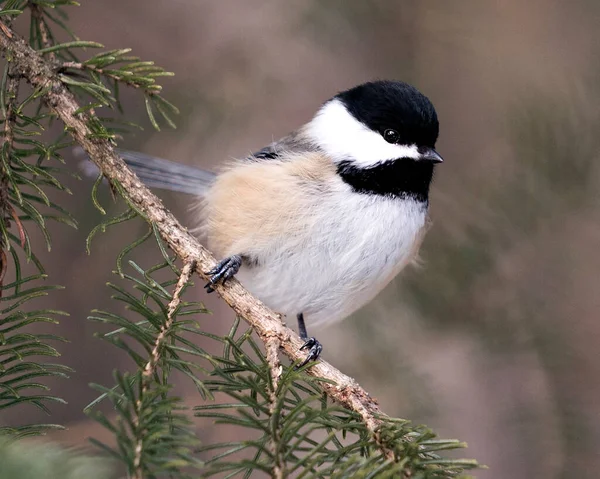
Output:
[{"xmin": 383, "ymin": 129, "xmax": 400, "ymax": 144}]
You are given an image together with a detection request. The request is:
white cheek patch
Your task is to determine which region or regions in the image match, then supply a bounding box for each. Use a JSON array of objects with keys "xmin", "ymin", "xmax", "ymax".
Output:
[{"xmin": 305, "ymin": 99, "xmax": 420, "ymax": 168}]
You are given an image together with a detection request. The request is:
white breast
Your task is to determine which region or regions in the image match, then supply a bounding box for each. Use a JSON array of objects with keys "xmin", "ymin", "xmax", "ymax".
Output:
[{"xmin": 235, "ymin": 179, "xmax": 428, "ymax": 328}]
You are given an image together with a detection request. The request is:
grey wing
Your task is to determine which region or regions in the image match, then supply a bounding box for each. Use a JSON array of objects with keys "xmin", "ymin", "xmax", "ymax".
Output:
[{"xmin": 250, "ymin": 131, "xmax": 315, "ymax": 161}]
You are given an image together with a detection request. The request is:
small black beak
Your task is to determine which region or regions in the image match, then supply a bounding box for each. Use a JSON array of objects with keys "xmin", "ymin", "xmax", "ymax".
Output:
[{"xmin": 422, "ymin": 148, "xmax": 444, "ymax": 163}]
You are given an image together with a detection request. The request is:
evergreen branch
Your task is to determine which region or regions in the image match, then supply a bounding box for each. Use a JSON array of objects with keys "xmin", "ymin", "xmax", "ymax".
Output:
[
  {"xmin": 0, "ymin": 3, "xmax": 89, "ymax": 440},
  {"xmin": 0, "ymin": 18, "xmax": 398, "ymax": 462},
  {"xmin": 88, "ymin": 258, "xmax": 204, "ymax": 477},
  {"xmin": 132, "ymin": 259, "xmax": 196, "ymax": 479},
  {"xmin": 0, "ymin": 64, "xmax": 19, "ymax": 266},
  {"xmin": 1, "ymin": 65, "xmax": 19, "ymax": 151},
  {"xmin": 194, "ymin": 325, "xmax": 478, "ymax": 478},
  {"xmin": 61, "ymin": 60, "xmax": 171, "ymax": 95},
  {"xmin": 29, "ymin": 3, "xmax": 53, "ymax": 59},
  {"xmin": 0, "ymin": 8, "xmax": 20, "ymax": 276}
]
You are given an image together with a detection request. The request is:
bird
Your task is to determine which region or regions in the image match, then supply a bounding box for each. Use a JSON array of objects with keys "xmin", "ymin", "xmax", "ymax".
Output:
[{"xmin": 86, "ymin": 80, "xmax": 443, "ymax": 368}]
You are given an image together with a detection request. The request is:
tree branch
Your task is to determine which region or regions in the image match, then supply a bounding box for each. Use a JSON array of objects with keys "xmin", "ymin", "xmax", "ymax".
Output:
[
  {"xmin": 266, "ymin": 337, "xmax": 284, "ymax": 478},
  {"xmin": 61, "ymin": 61, "xmax": 147, "ymax": 91},
  {"xmin": 30, "ymin": 3, "xmax": 55, "ymax": 59},
  {"xmin": 0, "ymin": 19, "xmax": 395, "ymax": 460},
  {"xmin": 133, "ymin": 260, "xmax": 197, "ymax": 479}
]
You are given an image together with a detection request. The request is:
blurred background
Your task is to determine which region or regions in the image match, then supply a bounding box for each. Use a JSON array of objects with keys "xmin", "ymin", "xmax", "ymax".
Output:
[{"xmin": 4, "ymin": 1, "xmax": 600, "ymax": 477}]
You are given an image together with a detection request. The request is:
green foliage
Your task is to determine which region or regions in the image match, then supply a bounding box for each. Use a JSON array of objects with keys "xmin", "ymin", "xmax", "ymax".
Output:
[
  {"xmin": 88, "ymin": 373, "xmax": 202, "ymax": 478},
  {"xmin": 0, "ymin": 0, "xmax": 176, "ymax": 442},
  {"xmin": 84, "ymin": 219, "xmax": 207, "ymax": 478},
  {"xmin": 0, "ymin": 0, "xmax": 78, "ymax": 438},
  {"xmin": 59, "ymin": 47, "xmax": 179, "ymax": 133},
  {"xmin": 195, "ymin": 319, "xmax": 477, "ymax": 479}
]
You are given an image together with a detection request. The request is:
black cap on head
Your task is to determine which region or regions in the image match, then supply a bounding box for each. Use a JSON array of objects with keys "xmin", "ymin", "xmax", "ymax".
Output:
[{"xmin": 335, "ymin": 80, "xmax": 439, "ymax": 148}]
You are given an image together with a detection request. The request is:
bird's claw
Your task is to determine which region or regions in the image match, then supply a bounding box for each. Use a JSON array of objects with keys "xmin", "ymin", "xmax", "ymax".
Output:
[
  {"xmin": 204, "ymin": 255, "xmax": 242, "ymax": 293},
  {"xmin": 297, "ymin": 337, "xmax": 323, "ymax": 369}
]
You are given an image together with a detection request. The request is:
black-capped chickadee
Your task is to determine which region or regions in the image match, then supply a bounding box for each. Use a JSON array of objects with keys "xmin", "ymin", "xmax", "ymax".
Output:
[{"xmin": 87, "ymin": 80, "xmax": 442, "ymax": 367}]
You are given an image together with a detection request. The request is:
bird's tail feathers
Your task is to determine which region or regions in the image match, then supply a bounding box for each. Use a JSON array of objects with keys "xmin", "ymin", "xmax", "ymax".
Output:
[{"xmin": 75, "ymin": 147, "xmax": 215, "ymax": 196}]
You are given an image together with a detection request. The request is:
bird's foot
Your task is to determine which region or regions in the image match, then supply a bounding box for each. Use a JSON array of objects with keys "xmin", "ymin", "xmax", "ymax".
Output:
[
  {"xmin": 297, "ymin": 337, "xmax": 323, "ymax": 369},
  {"xmin": 204, "ymin": 255, "xmax": 242, "ymax": 293}
]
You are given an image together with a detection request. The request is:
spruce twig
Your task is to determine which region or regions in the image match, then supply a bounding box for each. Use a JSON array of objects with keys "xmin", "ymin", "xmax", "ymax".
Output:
[
  {"xmin": 0, "ymin": 7, "xmax": 73, "ymax": 438},
  {"xmin": 0, "ymin": 30, "xmax": 20, "ymax": 295},
  {"xmin": 266, "ymin": 339, "xmax": 285, "ymax": 479},
  {"xmin": 61, "ymin": 61, "xmax": 169, "ymax": 95},
  {"xmin": 30, "ymin": 3, "xmax": 54, "ymax": 59},
  {"xmin": 132, "ymin": 259, "xmax": 197, "ymax": 479}
]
